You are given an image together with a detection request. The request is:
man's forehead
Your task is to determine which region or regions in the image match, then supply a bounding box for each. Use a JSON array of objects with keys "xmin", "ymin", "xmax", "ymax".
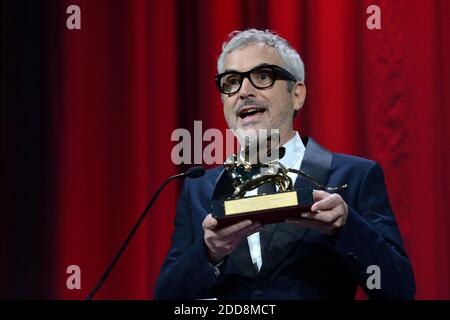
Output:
[{"xmin": 222, "ymin": 43, "xmax": 284, "ymax": 72}]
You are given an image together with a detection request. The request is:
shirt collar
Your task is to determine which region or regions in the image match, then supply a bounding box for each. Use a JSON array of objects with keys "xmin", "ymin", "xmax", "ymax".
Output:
[{"xmin": 279, "ymin": 131, "xmax": 305, "ymax": 170}]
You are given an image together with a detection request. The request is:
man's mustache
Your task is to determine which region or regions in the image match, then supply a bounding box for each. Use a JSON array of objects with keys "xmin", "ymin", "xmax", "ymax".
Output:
[{"xmin": 235, "ymin": 99, "xmax": 269, "ymax": 115}]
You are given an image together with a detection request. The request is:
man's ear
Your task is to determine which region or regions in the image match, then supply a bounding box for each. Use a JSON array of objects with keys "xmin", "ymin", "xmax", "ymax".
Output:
[{"xmin": 292, "ymin": 82, "xmax": 306, "ymax": 112}]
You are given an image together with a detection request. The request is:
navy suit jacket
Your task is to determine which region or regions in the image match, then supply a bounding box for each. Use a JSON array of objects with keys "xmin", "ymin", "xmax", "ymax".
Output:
[{"xmin": 154, "ymin": 137, "xmax": 415, "ymax": 299}]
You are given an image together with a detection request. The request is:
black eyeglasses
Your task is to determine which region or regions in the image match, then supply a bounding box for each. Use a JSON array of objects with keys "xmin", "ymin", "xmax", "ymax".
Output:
[{"xmin": 215, "ymin": 64, "xmax": 297, "ymax": 94}]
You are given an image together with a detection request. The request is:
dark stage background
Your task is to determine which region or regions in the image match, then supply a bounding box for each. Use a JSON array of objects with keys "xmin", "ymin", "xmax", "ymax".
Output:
[{"xmin": 1, "ymin": 0, "xmax": 449, "ymax": 299}]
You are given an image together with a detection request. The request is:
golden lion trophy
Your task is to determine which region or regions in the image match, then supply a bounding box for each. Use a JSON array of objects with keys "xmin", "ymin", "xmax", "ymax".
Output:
[{"xmin": 211, "ymin": 147, "xmax": 348, "ymax": 228}]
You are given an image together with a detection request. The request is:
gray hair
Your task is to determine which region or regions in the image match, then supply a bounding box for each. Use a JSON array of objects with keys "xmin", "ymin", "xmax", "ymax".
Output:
[{"xmin": 217, "ymin": 29, "xmax": 305, "ymax": 83}]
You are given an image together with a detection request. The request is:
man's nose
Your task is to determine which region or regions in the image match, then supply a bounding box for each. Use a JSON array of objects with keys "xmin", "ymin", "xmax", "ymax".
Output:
[{"xmin": 239, "ymin": 77, "xmax": 257, "ymax": 98}]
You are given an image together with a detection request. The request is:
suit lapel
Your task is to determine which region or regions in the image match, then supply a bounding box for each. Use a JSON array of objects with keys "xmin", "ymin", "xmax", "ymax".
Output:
[
  {"xmin": 258, "ymin": 137, "xmax": 333, "ymax": 277},
  {"xmin": 297, "ymin": 137, "xmax": 333, "ymax": 189},
  {"xmin": 211, "ymin": 168, "xmax": 257, "ymax": 278}
]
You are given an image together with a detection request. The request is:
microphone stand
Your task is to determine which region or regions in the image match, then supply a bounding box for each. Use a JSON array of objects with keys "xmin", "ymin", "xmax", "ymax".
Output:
[{"xmin": 86, "ymin": 171, "xmax": 192, "ymax": 300}]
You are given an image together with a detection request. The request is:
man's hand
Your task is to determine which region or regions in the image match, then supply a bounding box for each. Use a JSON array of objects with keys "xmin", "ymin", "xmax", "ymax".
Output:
[
  {"xmin": 203, "ymin": 214, "xmax": 262, "ymax": 264},
  {"xmin": 286, "ymin": 190, "xmax": 348, "ymax": 235}
]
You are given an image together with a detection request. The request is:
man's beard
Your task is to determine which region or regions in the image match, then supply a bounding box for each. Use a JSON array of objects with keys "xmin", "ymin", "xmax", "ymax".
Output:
[
  {"xmin": 233, "ymin": 128, "xmax": 281, "ymax": 164},
  {"xmin": 233, "ymin": 127, "xmax": 259, "ymax": 147},
  {"xmin": 231, "ymin": 98, "xmax": 268, "ymax": 142}
]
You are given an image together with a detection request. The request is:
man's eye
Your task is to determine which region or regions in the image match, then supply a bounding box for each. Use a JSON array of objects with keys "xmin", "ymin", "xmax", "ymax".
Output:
[
  {"xmin": 256, "ymin": 71, "xmax": 271, "ymax": 81},
  {"xmin": 225, "ymin": 77, "xmax": 239, "ymax": 85}
]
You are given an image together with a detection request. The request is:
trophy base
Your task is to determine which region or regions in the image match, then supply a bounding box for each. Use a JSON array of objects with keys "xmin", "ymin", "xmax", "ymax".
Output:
[{"xmin": 211, "ymin": 188, "xmax": 313, "ymax": 228}]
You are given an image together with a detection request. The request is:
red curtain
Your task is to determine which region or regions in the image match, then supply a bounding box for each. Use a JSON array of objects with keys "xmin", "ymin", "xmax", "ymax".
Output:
[{"xmin": 45, "ymin": 0, "xmax": 450, "ymax": 299}]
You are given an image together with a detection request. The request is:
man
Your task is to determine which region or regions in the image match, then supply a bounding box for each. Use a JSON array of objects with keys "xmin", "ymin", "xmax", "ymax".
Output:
[{"xmin": 155, "ymin": 29, "xmax": 415, "ymax": 299}]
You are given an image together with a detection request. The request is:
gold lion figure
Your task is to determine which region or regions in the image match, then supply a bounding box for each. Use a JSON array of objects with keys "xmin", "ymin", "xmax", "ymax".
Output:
[{"xmin": 224, "ymin": 153, "xmax": 293, "ymax": 199}]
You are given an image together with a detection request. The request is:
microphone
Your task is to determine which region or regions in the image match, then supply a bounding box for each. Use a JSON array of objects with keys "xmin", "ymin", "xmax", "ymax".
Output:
[
  {"xmin": 186, "ymin": 165, "xmax": 205, "ymax": 178},
  {"xmin": 86, "ymin": 166, "xmax": 205, "ymax": 300}
]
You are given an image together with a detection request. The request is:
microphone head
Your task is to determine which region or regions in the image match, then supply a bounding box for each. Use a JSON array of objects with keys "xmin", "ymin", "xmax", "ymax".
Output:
[{"xmin": 187, "ymin": 166, "xmax": 205, "ymax": 178}]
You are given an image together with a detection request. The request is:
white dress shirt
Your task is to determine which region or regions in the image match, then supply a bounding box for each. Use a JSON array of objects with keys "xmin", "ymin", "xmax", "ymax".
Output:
[{"xmin": 244, "ymin": 132, "xmax": 306, "ymax": 271}]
